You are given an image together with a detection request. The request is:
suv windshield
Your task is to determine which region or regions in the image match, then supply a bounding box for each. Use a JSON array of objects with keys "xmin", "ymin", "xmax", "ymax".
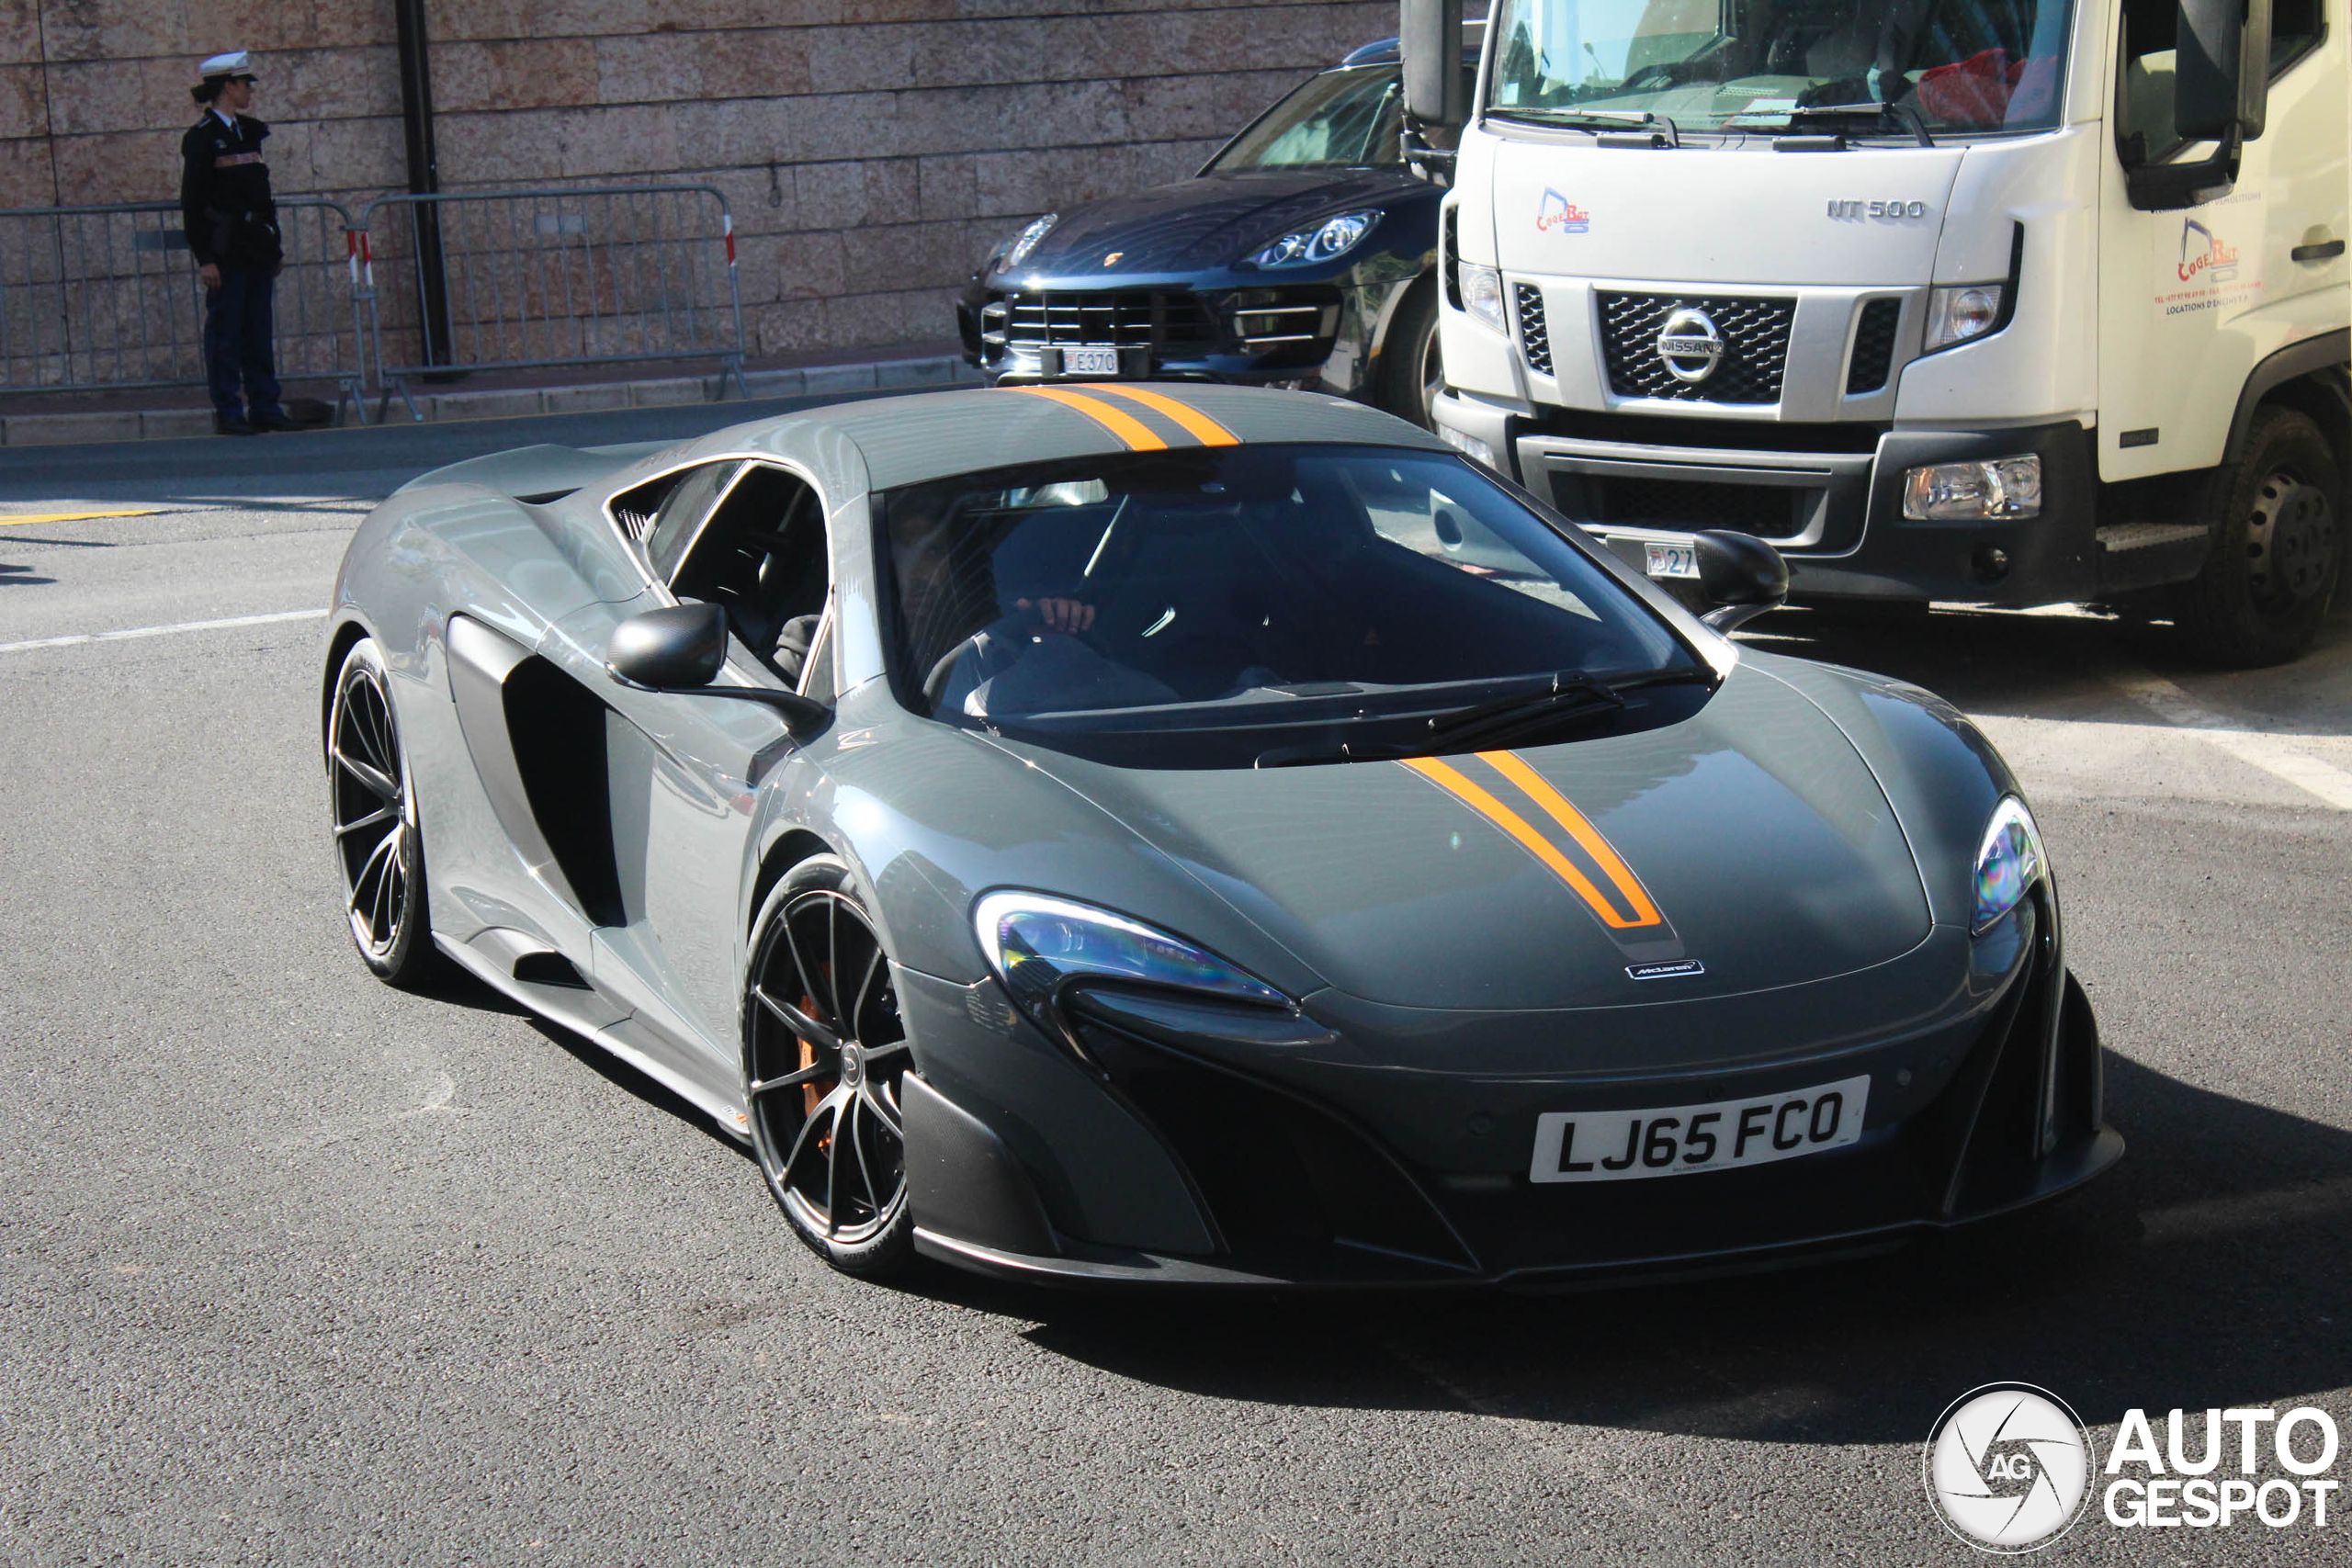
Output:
[
  {"xmin": 1487, "ymin": 0, "xmax": 2073, "ymax": 137},
  {"xmin": 882, "ymin": 445, "xmax": 1704, "ymax": 767},
  {"xmin": 1210, "ymin": 67, "xmax": 1408, "ymax": 171}
]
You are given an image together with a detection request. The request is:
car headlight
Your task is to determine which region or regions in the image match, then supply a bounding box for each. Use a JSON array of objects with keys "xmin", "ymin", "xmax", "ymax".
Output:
[
  {"xmin": 1924, "ymin": 283, "xmax": 2006, "ymax": 352},
  {"xmin": 974, "ymin": 892, "xmax": 1289, "ymax": 1043},
  {"xmin": 1973, "ymin": 795, "xmax": 2048, "ymax": 933},
  {"xmin": 1460, "ymin": 263, "xmax": 1506, "ymax": 333},
  {"xmin": 1000, "ymin": 213, "xmax": 1058, "ymax": 272},
  {"xmin": 1249, "ymin": 210, "xmax": 1378, "ymax": 268},
  {"xmin": 1902, "ymin": 454, "xmax": 2042, "ymax": 520}
]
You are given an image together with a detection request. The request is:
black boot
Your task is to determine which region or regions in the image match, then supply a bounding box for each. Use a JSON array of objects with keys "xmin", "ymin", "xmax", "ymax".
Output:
[
  {"xmin": 214, "ymin": 415, "xmax": 258, "ymax": 436},
  {"xmin": 250, "ymin": 409, "xmax": 304, "ymax": 432}
]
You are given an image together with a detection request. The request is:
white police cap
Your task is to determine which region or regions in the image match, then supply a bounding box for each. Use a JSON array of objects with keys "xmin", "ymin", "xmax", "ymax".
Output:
[{"xmin": 196, "ymin": 51, "xmax": 254, "ymax": 81}]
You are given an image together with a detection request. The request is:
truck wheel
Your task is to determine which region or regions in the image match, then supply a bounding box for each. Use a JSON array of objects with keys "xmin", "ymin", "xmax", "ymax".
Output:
[
  {"xmin": 2173, "ymin": 406, "xmax": 2341, "ymax": 667},
  {"xmin": 1380, "ymin": 283, "xmax": 1442, "ymax": 430}
]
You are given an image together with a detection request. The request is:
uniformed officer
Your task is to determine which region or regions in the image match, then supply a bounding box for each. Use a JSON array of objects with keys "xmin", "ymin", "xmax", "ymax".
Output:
[{"xmin": 181, "ymin": 51, "xmax": 296, "ymax": 435}]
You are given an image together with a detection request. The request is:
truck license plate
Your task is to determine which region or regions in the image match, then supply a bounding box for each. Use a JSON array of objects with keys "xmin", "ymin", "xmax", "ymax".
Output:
[
  {"xmin": 1645, "ymin": 542, "xmax": 1699, "ymax": 580},
  {"xmin": 1528, "ymin": 1074, "xmax": 1871, "ymax": 1184},
  {"xmin": 1062, "ymin": 346, "xmax": 1120, "ymax": 376}
]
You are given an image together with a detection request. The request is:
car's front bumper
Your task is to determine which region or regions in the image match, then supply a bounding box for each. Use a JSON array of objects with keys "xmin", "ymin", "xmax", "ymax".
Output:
[{"xmin": 898, "ymin": 898, "xmax": 2121, "ymax": 1290}]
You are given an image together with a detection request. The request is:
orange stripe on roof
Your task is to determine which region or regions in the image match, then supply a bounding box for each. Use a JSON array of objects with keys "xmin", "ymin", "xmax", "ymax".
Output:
[
  {"xmin": 1478, "ymin": 750, "xmax": 1664, "ymax": 928},
  {"xmin": 1082, "ymin": 384, "xmax": 1239, "ymax": 446},
  {"xmin": 1399, "ymin": 756, "xmax": 1655, "ymax": 931},
  {"xmin": 1005, "ymin": 385, "xmax": 1166, "ymax": 450}
]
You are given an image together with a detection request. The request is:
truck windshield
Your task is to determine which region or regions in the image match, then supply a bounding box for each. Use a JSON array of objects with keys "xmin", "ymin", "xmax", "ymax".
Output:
[{"xmin": 1486, "ymin": 0, "xmax": 2073, "ymax": 137}]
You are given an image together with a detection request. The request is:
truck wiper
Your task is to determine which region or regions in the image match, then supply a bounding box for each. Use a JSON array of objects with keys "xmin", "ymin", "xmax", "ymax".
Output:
[
  {"xmin": 1779, "ymin": 101, "xmax": 1935, "ymax": 147},
  {"xmin": 1488, "ymin": 107, "xmax": 1683, "ymax": 146}
]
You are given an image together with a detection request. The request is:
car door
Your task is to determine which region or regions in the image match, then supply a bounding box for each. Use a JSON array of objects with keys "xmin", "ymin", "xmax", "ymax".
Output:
[{"xmin": 590, "ymin": 460, "xmax": 838, "ymax": 1068}]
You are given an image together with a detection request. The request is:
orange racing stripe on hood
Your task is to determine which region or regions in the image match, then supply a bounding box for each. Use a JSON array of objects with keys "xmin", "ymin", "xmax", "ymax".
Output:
[
  {"xmin": 1005, "ymin": 385, "xmax": 1167, "ymax": 450},
  {"xmin": 1477, "ymin": 750, "xmax": 1664, "ymax": 928},
  {"xmin": 1398, "ymin": 755, "xmax": 1660, "ymax": 931},
  {"xmin": 1082, "ymin": 384, "xmax": 1239, "ymax": 446}
]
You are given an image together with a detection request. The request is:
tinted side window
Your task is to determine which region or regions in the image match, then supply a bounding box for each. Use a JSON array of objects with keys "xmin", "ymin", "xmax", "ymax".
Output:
[{"xmin": 643, "ymin": 460, "xmax": 741, "ymax": 581}]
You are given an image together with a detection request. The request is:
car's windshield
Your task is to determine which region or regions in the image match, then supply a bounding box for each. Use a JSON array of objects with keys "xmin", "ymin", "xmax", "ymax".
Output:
[
  {"xmin": 1211, "ymin": 67, "xmax": 1408, "ymax": 171},
  {"xmin": 1486, "ymin": 0, "xmax": 2072, "ymax": 137},
  {"xmin": 881, "ymin": 445, "xmax": 1701, "ymax": 765}
]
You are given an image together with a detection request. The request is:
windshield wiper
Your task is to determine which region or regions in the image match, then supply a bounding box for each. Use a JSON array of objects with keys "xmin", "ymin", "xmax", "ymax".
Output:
[
  {"xmin": 1488, "ymin": 107, "xmax": 1683, "ymax": 146},
  {"xmin": 1779, "ymin": 100, "xmax": 1934, "ymax": 147},
  {"xmin": 1421, "ymin": 665, "xmax": 1718, "ymax": 751}
]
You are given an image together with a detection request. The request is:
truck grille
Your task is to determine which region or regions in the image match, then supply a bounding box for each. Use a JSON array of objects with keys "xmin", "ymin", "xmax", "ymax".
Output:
[
  {"xmin": 1586, "ymin": 475, "xmax": 1807, "ymax": 538},
  {"xmin": 1598, "ymin": 291, "xmax": 1795, "ymax": 404},
  {"xmin": 992, "ymin": 290, "xmax": 1219, "ymax": 352},
  {"xmin": 1514, "ymin": 283, "xmax": 1553, "ymax": 376},
  {"xmin": 1846, "ymin": 298, "xmax": 1903, "ymax": 394}
]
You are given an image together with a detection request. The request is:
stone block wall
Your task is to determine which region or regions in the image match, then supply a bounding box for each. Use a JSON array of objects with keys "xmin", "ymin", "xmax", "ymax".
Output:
[{"xmin": 0, "ymin": 0, "xmax": 1398, "ymax": 361}]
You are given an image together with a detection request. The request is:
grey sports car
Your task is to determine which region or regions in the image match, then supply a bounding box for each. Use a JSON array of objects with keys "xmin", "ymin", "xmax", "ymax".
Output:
[{"xmin": 323, "ymin": 382, "xmax": 2119, "ymax": 1287}]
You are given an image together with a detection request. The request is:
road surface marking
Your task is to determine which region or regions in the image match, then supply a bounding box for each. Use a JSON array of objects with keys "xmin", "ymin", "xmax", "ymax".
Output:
[
  {"xmin": 2111, "ymin": 671, "xmax": 2352, "ymax": 810},
  {"xmin": 0, "ymin": 508, "xmax": 161, "ymax": 527},
  {"xmin": 0, "ymin": 606, "xmax": 326, "ymax": 656}
]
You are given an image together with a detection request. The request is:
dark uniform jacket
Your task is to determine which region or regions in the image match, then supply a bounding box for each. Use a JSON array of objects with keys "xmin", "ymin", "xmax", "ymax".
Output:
[{"xmin": 179, "ymin": 111, "xmax": 280, "ymax": 270}]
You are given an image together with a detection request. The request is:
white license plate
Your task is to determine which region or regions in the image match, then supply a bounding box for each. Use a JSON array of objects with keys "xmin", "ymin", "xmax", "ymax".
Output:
[
  {"xmin": 1062, "ymin": 345, "xmax": 1120, "ymax": 376},
  {"xmin": 1645, "ymin": 541, "xmax": 1699, "ymax": 580},
  {"xmin": 1529, "ymin": 1074, "xmax": 1870, "ymax": 1184}
]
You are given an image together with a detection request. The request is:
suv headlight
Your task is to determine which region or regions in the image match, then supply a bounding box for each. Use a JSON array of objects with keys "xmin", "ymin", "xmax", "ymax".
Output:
[
  {"xmin": 1973, "ymin": 795, "xmax": 2048, "ymax": 933},
  {"xmin": 999, "ymin": 213, "xmax": 1058, "ymax": 272},
  {"xmin": 1249, "ymin": 210, "xmax": 1378, "ymax": 268},
  {"xmin": 1924, "ymin": 283, "xmax": 2006, "ymax": 352},
  {"xmin": 975, "ymin": 892, "xmax": 1289, "ymax": 1043}
]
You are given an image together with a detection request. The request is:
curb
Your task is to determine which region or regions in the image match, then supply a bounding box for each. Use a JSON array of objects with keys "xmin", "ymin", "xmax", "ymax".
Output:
[{"xmin": 0, "ymin": 354, "xmax": 987, "ymax": 447}]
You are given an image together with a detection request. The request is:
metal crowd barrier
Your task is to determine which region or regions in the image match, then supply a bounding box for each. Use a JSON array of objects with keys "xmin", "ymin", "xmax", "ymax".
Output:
[
  {"xmin": 0, "ymin": 197, "xmax": 368, "ymax": 421},
  {"xmin": 355, "ymin": 185, "xmax": 749, "ymax": 421}
]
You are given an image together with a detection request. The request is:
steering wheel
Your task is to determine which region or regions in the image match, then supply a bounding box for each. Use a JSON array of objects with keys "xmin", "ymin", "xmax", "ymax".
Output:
[{"xmin": 922, "ymin": 626, "xmax": 1021, "ymax": 710}]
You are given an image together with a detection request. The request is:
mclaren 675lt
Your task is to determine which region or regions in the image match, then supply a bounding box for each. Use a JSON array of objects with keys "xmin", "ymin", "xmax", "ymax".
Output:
[{"xmin": 323, "ymin": 381, "xmax": 2119, "ymax": 1286}]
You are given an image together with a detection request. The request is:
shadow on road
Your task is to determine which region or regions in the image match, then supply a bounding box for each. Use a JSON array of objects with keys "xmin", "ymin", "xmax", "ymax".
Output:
[{"xmin": 938, "ymin": 1053, "xmax": 2352, "ymax": 1440}]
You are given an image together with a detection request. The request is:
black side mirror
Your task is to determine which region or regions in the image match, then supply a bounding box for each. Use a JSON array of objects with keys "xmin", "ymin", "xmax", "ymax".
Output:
[
  {"xmin": 1401, "ymin": 0, "xmax": 1468, "ymax": 130},
  {"xmin": 605, "ymin": 602, "xmax": 830, "ymax": 738},
  {"xmin": 1693, "ymin": 530, "xmax": 1790, "ymax": 634},
  {"xmin": 2176, "ymin": 0, "xmax": 2270, "ymax": 142}
]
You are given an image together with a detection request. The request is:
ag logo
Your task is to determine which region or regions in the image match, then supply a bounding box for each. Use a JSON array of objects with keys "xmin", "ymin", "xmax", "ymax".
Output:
[{"xmin": 1925, "ymin": 1383, "xmax": 2095, "ymax": 1553}]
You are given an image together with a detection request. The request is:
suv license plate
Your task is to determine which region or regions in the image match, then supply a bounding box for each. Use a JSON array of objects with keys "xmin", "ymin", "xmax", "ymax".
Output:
[
  {"xmin": 1645, "ymin": 541, "xmax": 1698, "ymax": 580},
  {"xmin": 1062, "ymin": 346, "xmax": 1120, "ymax": 376},
  {"xmin": 1528, "ymin": 1073, "xmax": 1870, "ymax": 1184}
]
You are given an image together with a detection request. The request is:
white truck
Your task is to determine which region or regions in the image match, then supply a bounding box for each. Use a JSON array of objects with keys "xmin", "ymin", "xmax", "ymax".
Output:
[{"xmin": 1402, "ymin": 0, "xmax": 2347, "ymax": 663}]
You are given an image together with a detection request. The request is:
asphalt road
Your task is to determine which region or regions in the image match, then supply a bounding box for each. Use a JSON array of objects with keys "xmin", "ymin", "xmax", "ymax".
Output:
[{"xmin": 4, "ymin": 405, "xmax": 2349, "ymax": 1565}]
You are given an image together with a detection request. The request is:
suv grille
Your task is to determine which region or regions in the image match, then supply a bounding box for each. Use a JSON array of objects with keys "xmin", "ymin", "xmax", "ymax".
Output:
[
  {"xmin": 1514, "ymin": 283, "xmax": 1553, "ymax": 376},
  {"xmin": 1587, "ymin": 475, "xmax": 1806, "ymax": 538},
  {"xmin": 1598, "ymin": 291, "xmax": 1795, "ymax": 404},
  {"xmin": 990, "ymin": 290, "xmax": 1219, "ymax": 352},
  {"xmin": 1846, "ymin": 298, "xmax": 1903, "ymax": 394}
]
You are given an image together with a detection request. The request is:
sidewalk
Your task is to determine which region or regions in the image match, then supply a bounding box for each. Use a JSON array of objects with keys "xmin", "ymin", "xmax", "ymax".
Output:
[{"xmin": 0, "ymin": 340, "xmax": 983, "ymax": 447}]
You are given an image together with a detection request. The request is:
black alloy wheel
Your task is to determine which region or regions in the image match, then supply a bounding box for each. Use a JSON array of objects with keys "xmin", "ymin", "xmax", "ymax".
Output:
[
  {"xmin": 326, "ymin": 637, "xmax": 437, "ymax": 986},
  {"xmin": 741, "ymin": 855, "xmax": 916, "ymax": 1275},
  {"xmin": 2175, "ymin": 405, "xmax": 2343, "ymax": 667}
]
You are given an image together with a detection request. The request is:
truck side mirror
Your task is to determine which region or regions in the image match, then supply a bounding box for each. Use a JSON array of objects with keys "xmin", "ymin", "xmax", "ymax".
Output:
[
  {"xmin": 1693, "ymin": 530, "xmax": 1790, "ymax": 635},
  {"xmin": 1401, "ymin": 0, "xmax": 1468, "ymax": 130},
  {"xmin": 2175, "ymin": 0, "xmax": 2270, "ymax": 142}
]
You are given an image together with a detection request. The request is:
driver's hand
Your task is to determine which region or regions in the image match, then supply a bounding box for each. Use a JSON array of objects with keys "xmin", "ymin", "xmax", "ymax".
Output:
[{"xmin": 1017, "ymin": 597, "xmax": 1095, "ymax": 634}]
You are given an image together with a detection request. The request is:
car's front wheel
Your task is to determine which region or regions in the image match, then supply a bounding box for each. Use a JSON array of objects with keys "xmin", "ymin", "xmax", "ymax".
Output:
[
  {"xmin": 326, "ymin": 637, "xmax": 438, "ymax": 987},
  {"xmin": 1381, "ymin": 282, "xmax": 1442, "ymax": 431},
  {"xmin": 741, "ymin": 855, "xmax": 916, "ymax": 1276}
]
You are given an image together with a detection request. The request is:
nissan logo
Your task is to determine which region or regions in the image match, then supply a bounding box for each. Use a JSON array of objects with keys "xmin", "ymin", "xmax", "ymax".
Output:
[{"xmin": 1655, "ymin": 307, "xmax": 1724, "ymax": 383}]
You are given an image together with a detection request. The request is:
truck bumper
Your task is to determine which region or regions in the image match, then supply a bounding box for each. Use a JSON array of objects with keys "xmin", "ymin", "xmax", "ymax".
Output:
[{"xmin": 1433, "ymin": 393, "xmax": 2103, "ymax": 606}]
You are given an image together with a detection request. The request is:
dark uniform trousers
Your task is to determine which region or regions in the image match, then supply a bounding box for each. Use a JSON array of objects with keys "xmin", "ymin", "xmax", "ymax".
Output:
[{"xmin": 204, "ymin": 265, "xmax": 282, "ymax": 423}]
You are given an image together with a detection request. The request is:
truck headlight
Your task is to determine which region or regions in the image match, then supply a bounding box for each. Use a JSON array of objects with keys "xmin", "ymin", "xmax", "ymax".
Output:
[
  {"xmin": 1458, "ymin": 263, "xmax": 1508, "ymax": 333},
  {"xmin": 1250, "ymin": 210, "xmax": 1377, "ymax": 268},
  {"xmin": 1924, "ymin": 283, "xmax": 2006, "ymax": 351},
  {"xmin": 1973, "ymin": 795, "xmax": 2048, "ymax": 933},
  {"xmin": 975, "ymin": 892, "xmax": 1290, "ymax": 1044},
  {"xmin": 1000, "ymin": 213, "xmax": 1057, "ymax": 272},
  {"xmin": 1902, "ymin": 454, "xmax": 2041, "ymax": 520},
  {"xmin": 1437, "ymin": 423, "xmax": 1496, "ymax": 468}
]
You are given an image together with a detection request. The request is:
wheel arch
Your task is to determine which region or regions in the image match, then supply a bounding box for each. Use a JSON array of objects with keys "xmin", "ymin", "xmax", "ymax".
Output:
[
  {"xmin": 2224, "ymin": 330, "xmax": 2351, "ymax": 478},
  {"xmin": 320, "ymin": 616, "xmax": 375, "ymax": 766},
  {"xmin": 746, "ymin": 827, "xmax": 841, "ymax": 941}
]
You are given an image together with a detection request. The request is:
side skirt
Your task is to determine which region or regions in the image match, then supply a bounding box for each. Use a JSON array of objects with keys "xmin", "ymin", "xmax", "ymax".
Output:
[{"xmin": 435, "ymin": 931, "xmax": 752, "ymax": 1145}]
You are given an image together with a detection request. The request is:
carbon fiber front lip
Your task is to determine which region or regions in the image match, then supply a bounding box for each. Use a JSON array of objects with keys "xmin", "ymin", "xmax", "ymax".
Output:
[{"xmin": 911, "ymin": 1123, "xmax": 2121, "ymax": 1292}]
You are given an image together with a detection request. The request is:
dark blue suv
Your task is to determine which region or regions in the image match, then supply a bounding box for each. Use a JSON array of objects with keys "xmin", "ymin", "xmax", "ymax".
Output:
[{"xmin": 956, "ymin": 38, "xmax": 1476, "ymax": 429}]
